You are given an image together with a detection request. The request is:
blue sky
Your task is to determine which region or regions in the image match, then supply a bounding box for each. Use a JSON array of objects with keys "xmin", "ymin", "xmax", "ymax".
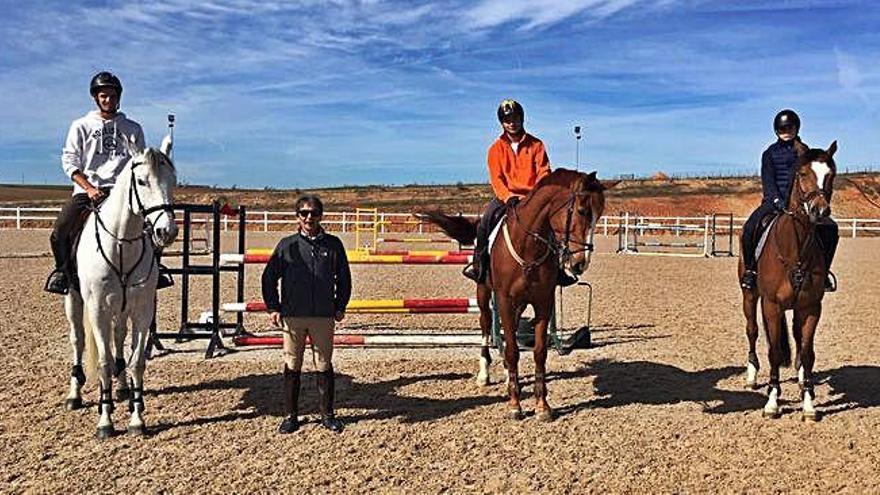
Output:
[{"xmin": 1, "ymin": 0, "xmax": 878, "ymax": 188}]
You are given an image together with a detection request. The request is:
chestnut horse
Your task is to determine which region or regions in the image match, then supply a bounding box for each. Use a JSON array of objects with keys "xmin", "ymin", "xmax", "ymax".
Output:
[
  {"xmin": 739, "ymin": 141, "xmax": 837, "ymax": 421},
  {"xmin": 418, "ymin": 169, "xmax": 610, "ymax": 421}
]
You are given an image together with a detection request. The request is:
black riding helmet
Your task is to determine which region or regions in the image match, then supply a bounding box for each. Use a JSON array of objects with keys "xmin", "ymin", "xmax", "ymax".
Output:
[
  {"xmin": 497, "ymin": 99, "xmax": 524, "ymax": 122},
  {"xmin": 773, "ymin": 109, "xmax": 800, "ymax": 132},
  {"xmin": 90, "ymin": 71, "xmax": 123, "ymax": 97}
]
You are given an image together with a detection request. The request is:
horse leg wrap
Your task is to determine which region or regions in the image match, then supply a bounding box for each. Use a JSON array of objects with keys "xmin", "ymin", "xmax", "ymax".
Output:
[
  {"xmin": 113, "ymin": 358, "xmax": 126, "ymax": 378},
  {"xmin": 71, "ymin": 365, "xmax": 86, "ymax": 387},
  {"xmin": 98, "ymin": 385, "xmax": 115, "ymax": 417}
]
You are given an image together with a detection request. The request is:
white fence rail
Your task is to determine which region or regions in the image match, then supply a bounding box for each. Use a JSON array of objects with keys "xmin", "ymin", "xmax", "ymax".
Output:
[{"xmin": 2, "ymin": 206, "xmax": 880, "ymax": 238}]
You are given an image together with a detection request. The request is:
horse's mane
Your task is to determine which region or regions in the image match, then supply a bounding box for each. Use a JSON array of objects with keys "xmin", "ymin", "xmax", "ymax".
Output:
[{"xmin": 523, "ymin": 168, "xmax": 596, "ymax": 205}]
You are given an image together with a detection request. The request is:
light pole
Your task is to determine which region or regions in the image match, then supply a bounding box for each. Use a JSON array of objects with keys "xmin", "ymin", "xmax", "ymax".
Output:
[
  {"xmin": 167, "ymin": 113, "xmax": 175, "ymax": 158},
  {"xmin": 574, "ymin": 125, "xmax": 583, "ymax": 170}
]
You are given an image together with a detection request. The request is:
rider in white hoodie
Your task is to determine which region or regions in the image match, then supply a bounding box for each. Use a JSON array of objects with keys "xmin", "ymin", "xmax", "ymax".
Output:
[{"xmin": 45, "ymin": 71, "xmax": 172, "ymax": 294}]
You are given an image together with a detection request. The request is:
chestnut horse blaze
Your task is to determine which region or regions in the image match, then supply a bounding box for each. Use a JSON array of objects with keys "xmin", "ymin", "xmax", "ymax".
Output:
[
  {"xmin": 739, "ymin": 141, "xmax": 838, "ymax": 421},
  {"xmin": 419, "ymin": 169, "xmax": 613, "ymax": 421}
]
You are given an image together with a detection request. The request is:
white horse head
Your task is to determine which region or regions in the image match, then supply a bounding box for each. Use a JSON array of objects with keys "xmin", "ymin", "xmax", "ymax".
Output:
[{"xmin": 126, "ymin": 134, "xmax": 178, "ymax": 247}]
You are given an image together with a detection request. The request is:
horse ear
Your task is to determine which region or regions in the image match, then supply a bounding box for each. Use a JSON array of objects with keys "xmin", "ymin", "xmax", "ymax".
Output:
[
  {"xmin": 121, "ymin": 134, "xmax": 143, "ymax": 156},
  {"xmin": 585, "ymin": 170, "xmax": 597, "ymax": 180},
  {"xmin": 827, "ymin": 140, "xmax": 838, "ymax": 158},
  {"xmin": 160, "ymin": 134, "xmax": 173, "ymax": 157}
]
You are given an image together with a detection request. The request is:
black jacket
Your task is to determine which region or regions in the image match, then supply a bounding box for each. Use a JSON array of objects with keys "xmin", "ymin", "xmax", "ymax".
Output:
[
  {"xmin": 761, "ymin": 138, "xmax": 806, "ymax": 207},
  {"xmin": 260, "ymin": 230, "xmax": 352, "ymax": 317}
]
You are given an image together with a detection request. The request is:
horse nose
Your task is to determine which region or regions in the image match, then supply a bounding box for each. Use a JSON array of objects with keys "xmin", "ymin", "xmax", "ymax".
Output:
[{"xmin": 820, "ymin": 205, "xmax": 831, "ymax": 217}]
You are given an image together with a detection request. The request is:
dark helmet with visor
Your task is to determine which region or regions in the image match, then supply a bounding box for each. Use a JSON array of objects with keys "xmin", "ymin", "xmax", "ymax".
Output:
[
  {"xmin": 497, "ymin": 99, "xmax": 524, "ymax": 122},
  {"xmin": 773, "ymin": 109, "xmax": 800, "ymax": 132},
  {"xmin": 90, "ymin": 71, "xmax": 123, "ymax": 97}
]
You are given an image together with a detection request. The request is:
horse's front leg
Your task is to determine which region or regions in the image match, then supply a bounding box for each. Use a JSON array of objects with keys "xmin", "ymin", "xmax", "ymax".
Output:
[
  {"xmin": 113, "ymin": 317, "xmax": 130, "ymax": 401},
  {"xmin": 476, "ymin": 284, "xmax": 492, "ymax": 386},
  {"xmin": 742, "ymin": 288, "xmax": 760, "ymax": 389},
  {"xmin": 532, "ymin": 310, "xmax": 553, "ymax": 422},
  {"xmin": 89, "ymin": 305, "xmax": 116, "ymax": 439},
  {"xmin": 796, "ymin": 305, "xmax": 822, "ymax": 422},
  {"xmin": 761, "ymin": 299, "xmax": 784, "ymax": 419},
  {"xmin": 126, "ymin": 304, "xmax": 153, "ymax": 436},
  {"xmin": 64, "ymin": 291, "xmax": 86, "ymax": 410},
  {"xmin": 498, "ymin": 297, "xmax": 523, "ymax": 420}
]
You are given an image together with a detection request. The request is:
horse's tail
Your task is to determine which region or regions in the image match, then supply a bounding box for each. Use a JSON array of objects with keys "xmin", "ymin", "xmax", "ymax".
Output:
[
  {"xmin": 778, "ymin": 314, "xmax": 792, "ymax": 368},
  {"xmin": 83, "ymin": 306, "xmax": 99, "ymax": 381},
  {"xmin": 413, "ymin": 210, "xmax": 479, "ymax": 246}
]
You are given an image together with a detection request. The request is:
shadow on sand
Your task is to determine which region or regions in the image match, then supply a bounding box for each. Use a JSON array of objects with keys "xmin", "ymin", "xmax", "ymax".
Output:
[
  {"xmin": 552, "ymin": 358, "xmax": 767, "ymax": 417},
  {"xmin": 147, "ymin": 371, "xmax": 504, "ymax": 434}
]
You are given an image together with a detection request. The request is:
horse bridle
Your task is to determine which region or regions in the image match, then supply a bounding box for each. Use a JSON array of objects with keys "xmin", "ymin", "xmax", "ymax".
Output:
[
  {"xmin": 774, "ymin": 167, "xmax": 831, "ymax": 291},
  {"xmin": 510, "ymin": 189, "xmax": 596, "ymax": 271},
  {"xmin": 91, "ymin": 154, "xmax": 175, "ymax": 310}
]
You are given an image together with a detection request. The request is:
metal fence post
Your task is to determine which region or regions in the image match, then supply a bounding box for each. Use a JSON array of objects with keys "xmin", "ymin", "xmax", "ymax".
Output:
[
  {"xmin": 16, "ymin": 207, "xmax": 21, "ymax": 230},
  {"xmin": 263, "ymin": 211, "xmax": 268, "ymax": 232},
  {"xmin": 852, "ymin": 219, "xmax": 857, "ymax": 238}
]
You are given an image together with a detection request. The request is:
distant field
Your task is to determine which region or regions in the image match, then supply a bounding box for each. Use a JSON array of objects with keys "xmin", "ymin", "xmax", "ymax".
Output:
[{"xmin": 3, "ymin": 172, "xmax": 879, "ymax": 217}]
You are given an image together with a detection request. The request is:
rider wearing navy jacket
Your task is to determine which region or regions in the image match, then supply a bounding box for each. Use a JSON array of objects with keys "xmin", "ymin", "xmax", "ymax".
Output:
[{"xmin": 740, "ymin": 109, "xmax": 839, "ymax": 291}]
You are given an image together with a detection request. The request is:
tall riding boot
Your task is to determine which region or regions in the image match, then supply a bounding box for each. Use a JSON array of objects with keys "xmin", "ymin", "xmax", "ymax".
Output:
[
  {"xmin": 278, "ymin": 366, "xmax": 300, "ymax": 434},
  {"xmin": 819, "ymin": 224, "xmax": 839, "ymax": 292},
  {"xmin": 740, "ymin": 229, "xmax": 758, "ymax": 290},
  {"xmin": 45, "ymin": 231, "xmax": 71, "ymax": 294},
  {"xmin": 317, "ymin": 368, "xmax": 343, "ymax": 433}
]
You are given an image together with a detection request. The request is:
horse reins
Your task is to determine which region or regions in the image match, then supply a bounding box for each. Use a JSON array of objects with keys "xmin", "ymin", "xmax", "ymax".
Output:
[
  {"xmin": 91, "ymin": 157, "xmax": 175, "ymax": 311},
  {"xmin": 506, "ymin": 189, "xmax": 595, "ymax": 276},
  {"xmin": 773, "ymin": 173, "xmax": 825, "ymax": 293}
]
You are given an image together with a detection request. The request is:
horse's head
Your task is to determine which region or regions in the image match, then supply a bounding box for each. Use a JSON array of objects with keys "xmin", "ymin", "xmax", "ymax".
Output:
[
  {"xmin": 546, "ymin": 169, "xmax": 615, "ymax": 275},
  {"xmin": 123, "ymin": 135, "xmax": 178, "ymax": 247},
  {"xmin": 791, "ymin": 140, "xmax": 837, "ymax": 223}
]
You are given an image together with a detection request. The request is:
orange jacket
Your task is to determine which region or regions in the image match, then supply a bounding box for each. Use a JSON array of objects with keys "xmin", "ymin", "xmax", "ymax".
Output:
[{"xmin": 487, "ymin": 133, "xmax": 551, "ymax": 202}]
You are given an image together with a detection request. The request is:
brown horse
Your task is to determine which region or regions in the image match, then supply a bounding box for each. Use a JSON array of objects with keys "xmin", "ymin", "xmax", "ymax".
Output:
[
  {"xmin": 418, "ymin": 169, "xmax": 611, "ymax": 421},
  {"xmin": 739, "ymin": 141, "xmax": 838, "ymax": 421}
]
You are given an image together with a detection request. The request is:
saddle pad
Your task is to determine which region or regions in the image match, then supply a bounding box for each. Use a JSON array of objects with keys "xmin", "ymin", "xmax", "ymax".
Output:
[
  {"xmin": 487, "ymin": 214, "xmax": 507, "ymax": 253},
  {"xmin": 755, "ymin": 216, "xmax": 779, "ymax": 262}
]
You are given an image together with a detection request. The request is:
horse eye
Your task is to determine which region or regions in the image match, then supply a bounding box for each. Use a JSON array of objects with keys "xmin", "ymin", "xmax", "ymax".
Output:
[
  {"xmin": 137, "ymin": 178, "xmax": 148, "ymax": 186},
  {"xmin": 578, "ymin": 208, "xmax": 588, "ymax": 216}
]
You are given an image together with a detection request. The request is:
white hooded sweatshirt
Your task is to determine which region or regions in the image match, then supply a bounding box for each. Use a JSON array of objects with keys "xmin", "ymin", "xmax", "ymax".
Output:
[{"xmin": 61, "ymin": 110, "xmax": 145, "ymax": 195}]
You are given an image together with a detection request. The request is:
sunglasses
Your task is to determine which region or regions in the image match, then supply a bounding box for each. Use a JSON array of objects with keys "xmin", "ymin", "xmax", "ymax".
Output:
[{"xmin": 297, "ymin": 210, "xmax": 322, "ymax": 218}]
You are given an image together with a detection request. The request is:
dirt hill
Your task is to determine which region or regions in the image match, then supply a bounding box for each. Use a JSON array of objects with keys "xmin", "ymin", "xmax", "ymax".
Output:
[{"xmin": 3, "ymin": 174, "xmax": 879, "ymax": 217}]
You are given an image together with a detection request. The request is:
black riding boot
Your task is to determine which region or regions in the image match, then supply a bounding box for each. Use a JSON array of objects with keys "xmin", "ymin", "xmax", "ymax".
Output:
[
  {"xmin": 463, "ymin": 247, "xmax": 489, "ymax": 283},
  {"xmin": 317, "ymin": 368, "xmax": 343, "ymax": 433},
  {"xmin": 278, "ymin": 366, "xmax": 300, "ymax": 434},
  {"xmin": 157, "ymin": 264, "xmax": 175, "ymax": 290},
  {"xmin": 740, "ymin": 231, "xmax": 759, "ymax": 290},
  {"xmin": 44, "ymin": 269, "xmax": 70, "ymax": 295},
  {"xmin": 557, "ymin": 268, "xmax": 578, "ymax": 287},
  {"xmin": 818, "ymin": 223, "xmax": 839, "ymax": 292}
]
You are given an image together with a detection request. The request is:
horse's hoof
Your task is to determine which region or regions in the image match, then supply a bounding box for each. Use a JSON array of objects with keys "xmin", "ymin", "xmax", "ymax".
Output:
[
  {"xmin": 127, "ymin": 424, "xmax": 147, "ymax": 436},
  {"xmin": 115, "ymin": 388, "xmax": 130, "ymax": 402},
  {"xmin": 762, "ymin": 409, "xmax": 781, "ymax": 419},
  {"xmin": 802, "ymin": 411, "xmax": 820, "ymax": 422},
  {"xmin": 536, "ymin": 410, "xmax": 555, "ymax": 422},
  {"xmin": 507, "ymin": 409, "xmax": 524, "ymax": 420},
  {"xmin": 65, "ymin": 398, "xmax": 83, "ymax": 411},
  {"xmin": 95, "ymin": 426, "xmax": 115, "ymax": 439}
]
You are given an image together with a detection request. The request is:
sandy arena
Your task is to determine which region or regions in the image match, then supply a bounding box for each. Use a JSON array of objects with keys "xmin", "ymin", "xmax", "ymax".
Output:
[{"xmin": 1, "ymin": 229, "xmax": 879, "ymax": 493}]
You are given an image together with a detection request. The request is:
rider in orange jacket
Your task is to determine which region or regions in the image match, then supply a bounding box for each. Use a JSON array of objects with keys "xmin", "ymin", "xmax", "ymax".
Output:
[{"xmin": 464, "ymin": 99, "xmax": 577, "ymax": 286}]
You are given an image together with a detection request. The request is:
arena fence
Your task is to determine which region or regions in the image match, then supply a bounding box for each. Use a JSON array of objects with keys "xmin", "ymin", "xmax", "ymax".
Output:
[{"xmin": 4, "ymin": 206, "xmax": 880, "ymax": 239}]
